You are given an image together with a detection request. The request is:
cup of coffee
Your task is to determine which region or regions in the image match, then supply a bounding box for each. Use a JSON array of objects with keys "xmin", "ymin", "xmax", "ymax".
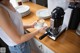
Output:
[
  {"xmin": 17, "ymin": 0, "xmax": 22, "ymax": 6},
  {"xmin": 18, "ymin": 1, "xmax": 22, "ymax": 5}
]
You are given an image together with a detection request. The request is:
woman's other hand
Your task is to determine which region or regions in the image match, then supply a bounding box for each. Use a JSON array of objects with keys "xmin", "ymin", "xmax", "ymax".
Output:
[
  {"xmin": 38, "ymin": 26, "xmax": 47, "ymax": 34},
  {"xmin": 30, "ymin": 21, "xmax": 37, "ymax": 28},
  {"xmin": 30, "ymin": 19, "xmax": 42, "ymax": 28}
]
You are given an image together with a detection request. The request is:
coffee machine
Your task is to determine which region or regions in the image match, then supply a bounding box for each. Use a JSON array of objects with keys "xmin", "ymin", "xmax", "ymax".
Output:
[{"xmin": 39, "ymin": 7, "xmax": 67, "ymax": 40}]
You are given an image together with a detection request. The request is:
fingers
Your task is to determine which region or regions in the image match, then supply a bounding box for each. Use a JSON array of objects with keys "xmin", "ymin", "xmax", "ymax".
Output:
[
  {"xmin": 38, "ymin": 26, "xmax": 48, "ymax": 34},
  {"xmin": 37, "ymin": 18, "xmax": 44, "ymax": 22},
  {"xmin": 42, "ymin": 26, "xmax": 47, "ymax": 30},
  {"xmin": 32, "ymin": 21, "xmax": 37, "ymax": 26},
  {"xmin": 33, "ymin": 21, "xmax": 37, "ymax": 25}
]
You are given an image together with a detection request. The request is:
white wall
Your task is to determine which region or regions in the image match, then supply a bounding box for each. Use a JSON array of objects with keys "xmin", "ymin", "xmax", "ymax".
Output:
[{"xmin": 48, "ymin": 0, "xmax": 70, "ymax": 14}]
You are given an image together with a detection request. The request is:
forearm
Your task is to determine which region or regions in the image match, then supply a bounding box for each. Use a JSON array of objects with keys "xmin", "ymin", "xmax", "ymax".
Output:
[
  {"xmin": 19, "ymin": 30, "xmax": 39, "ymax": 44},
  {"xmin": 20, "ymin": 26, "xmax": 47, "ymax": 44}
]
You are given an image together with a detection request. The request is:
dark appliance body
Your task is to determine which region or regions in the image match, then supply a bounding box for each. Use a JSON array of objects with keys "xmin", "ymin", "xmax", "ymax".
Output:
[{"xmin": 68, "ymin": 2, "xmax": 80, "ymax": 29}]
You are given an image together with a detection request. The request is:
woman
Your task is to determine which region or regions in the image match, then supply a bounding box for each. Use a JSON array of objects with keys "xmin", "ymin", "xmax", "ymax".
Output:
[{"xmin": 0, "ymin": 0, "xmax": 47, "ymax": 53}]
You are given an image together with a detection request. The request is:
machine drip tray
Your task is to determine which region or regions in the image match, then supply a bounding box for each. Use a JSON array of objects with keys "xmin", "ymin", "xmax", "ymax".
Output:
[{"xmin": 48, "ymin": 25, "xmax": 67, "ymax": 40}]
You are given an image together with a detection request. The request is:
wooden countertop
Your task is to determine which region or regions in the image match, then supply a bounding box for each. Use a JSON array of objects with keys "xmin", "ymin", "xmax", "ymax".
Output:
[{"xmin": 22, "ymin": 2, "xmax": 80, "ymax": 53}]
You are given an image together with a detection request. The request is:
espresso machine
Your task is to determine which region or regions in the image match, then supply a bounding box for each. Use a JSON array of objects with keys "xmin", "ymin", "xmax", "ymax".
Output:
[{"xmin": 39, "ymin": 7, "xmax": 67, "ymax": 40}]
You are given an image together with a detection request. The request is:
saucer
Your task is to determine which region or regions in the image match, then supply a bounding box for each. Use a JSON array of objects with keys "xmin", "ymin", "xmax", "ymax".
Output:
[
  {"xmin": 36, "ymin": 9, "xmax": 51, "ymax": 19},
  {"xmin": 15, "ymin": 5, "xmax": 30, "ymax": 17}
]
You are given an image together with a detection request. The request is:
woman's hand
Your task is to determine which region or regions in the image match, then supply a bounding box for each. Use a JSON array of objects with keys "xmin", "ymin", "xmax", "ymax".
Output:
[
  {"xmin": 30, "ymin": 21, "xmax": 37, "ymax": 28},
  {"xmin": 24, "ymin": 20, "xmax": 39, "ymax": 29},
  {"xmin": 38, "ymin": 26, "xmax": 47, "ymax": 34},
  {"xmin": 30, "ymin": 19, "xmax": 42, "ymax": 28},
  {"xmin": 24, "ymin": 19, "xmax": 44, "ymax": 29}
]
